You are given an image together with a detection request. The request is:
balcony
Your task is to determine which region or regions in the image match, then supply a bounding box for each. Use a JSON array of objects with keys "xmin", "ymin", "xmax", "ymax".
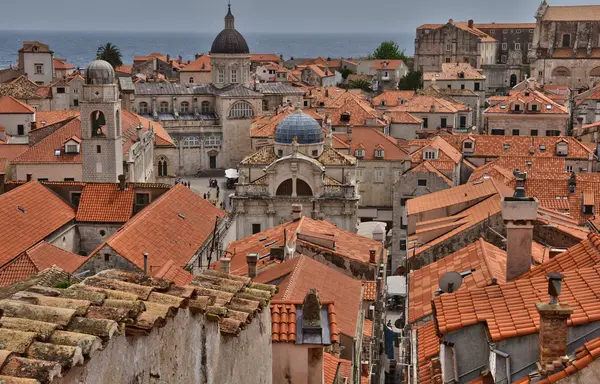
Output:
[
  {"xmin": 235, "ymin": 183, "xmax": 269, "ymax": 197},
  {"xmin": 322, "ymin": 185, "xmax": 357, "ymax": 199}
]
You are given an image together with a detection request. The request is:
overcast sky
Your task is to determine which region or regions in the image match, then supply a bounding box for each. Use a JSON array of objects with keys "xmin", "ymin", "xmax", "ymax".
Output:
[{"xmin": 1, "ymin": 0, "xmax": 597, "ymax": 33}]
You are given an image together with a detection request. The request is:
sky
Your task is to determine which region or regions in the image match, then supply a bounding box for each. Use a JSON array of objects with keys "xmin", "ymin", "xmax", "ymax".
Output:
[{"xmin": 0, "ymin": 0, "xmax": 598, "ymax": 33}]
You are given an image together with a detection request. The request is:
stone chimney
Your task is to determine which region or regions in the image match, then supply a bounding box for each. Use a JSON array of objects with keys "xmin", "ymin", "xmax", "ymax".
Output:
[
  {"xmin": 220, "ymin": 257, "xmax": 231, "ymax": 274},
  {"xmin": 372, "ymin": 224, "xmax": 385, "ymax": 243},
  {"xmin": 369, "ymin": 249, "xmax": 377, "ymax": 264},
  {"xmin": 292, "ymin": 204, "xmax": 302, "ymax": 220},
  {"xmin": 136, "ymin": 123, "xmax": 143, "ymax": 141},
  {"xmin": 246, "ymin": 253, "xmax": 259, "ymax": 278},
  {"xmin": 26, "ymin": 174, "xmax": 32, "ymax": 182},
  {"xmin": 468, "ymin": 19, "xmax": 474, "ymax": 28},
  {"xmin": 568, "ymin": 171, "xmax": 576, "ymax": 193},
  {"xmin": 536, "ymin": 273, "xmax": 572, "ymax": 372},
  {"xmin": 501, "ymin": 173, "xmax": 538, "ymax": 281},
  {"xmin": 118, "ymin": 174, "xmax": 126, "ymax": 191}
]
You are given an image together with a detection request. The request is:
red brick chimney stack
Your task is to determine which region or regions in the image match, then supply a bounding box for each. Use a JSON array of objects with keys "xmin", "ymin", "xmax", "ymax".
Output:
[
  {"xmin": 536, "ymin": 273, "xmax": 572, "ymax": 373},
  {"xmin": 246, "ymin": 253, "xmax": 259, "ymax": 278}
]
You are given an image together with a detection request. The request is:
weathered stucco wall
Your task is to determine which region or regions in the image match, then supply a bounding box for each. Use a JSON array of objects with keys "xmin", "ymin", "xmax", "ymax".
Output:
[{"xmin": 60, "ymin": 305, "xmax": 272, "ymax": 384}]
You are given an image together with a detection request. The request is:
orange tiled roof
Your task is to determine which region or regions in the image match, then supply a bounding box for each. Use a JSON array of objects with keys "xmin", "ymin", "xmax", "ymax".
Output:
[
  {"xmin": 416, "ymin": 21, "xmax": 496, "ymax": 42},
  {"xmin": 484, "ymin": 89, "xmax": 568, "ymax": 115},
  {"xmin": 0, "ymin": 95, "xmax": 35, "ymax": 114},
  {"xmin": 410, "ymin": 136, "xmax": 463, "ymax": 168},
  {"xmin": 114, "ymin": 65, "xmax": 133, "ymax": 74},
  {"xmin": 0, "ymin": 144, "xmax": 29, "ymax": 172},
  {"xmin": 180, "ymin": 55, "xmax": 211, "ymax": 72},
  {"xmin": 324, "ymin": 352, "xmax": 352, "ymax": 384},
  {"xmin": 386, "ymin": 110, "xmax": 423, "ymax": 124},
  {"xmin": 424, "ymin": 63, "xmax": 485, "ymax": 81},
  {"xmin": 474, "ymin": 23, "xmax": 536, "ymax": 29},
  {"xmin": 390, "ymin": 95, "xmax": 469, "ymax": 114},
  {"xmin": 251, "ymin": 53, "xmax": 282, "ymax": 62},
  {"xmin": 75, "ymin": 184, "xmax": 135, "ymax": 223},
  {"xmin": 415, "ymin": 321, "xmax": 442, "ymax": 384},
  {"xmin": 0, "ymin": 252, "xmax": 39, "ymax": 286},
  {"xmin": 0, "ymin": 182, "xmax": 76, "ymax": 266},
  {"xmin": 270, "ymin": 299, "xmax": 339, "ymax": 344},
  {"xmin": 363, "ymin": 280, "xmax": 377, "ymax": 301},
  {"xmin": 12, "ymin": 118, "xmax": 82, "ymax": 164},
  {"xmin": 25, "ymin": 241, "xmax": 89, "ymax": 273},
  {"xmin": 433, "ymin": 264, "xmax": 600, "ymax": 341},
  {"xmin": 326, "ymin": 94, "xmax": 383, "ymax": 127},
  {"xmin": 35, "ymin": 110, "xmax": 79, "ymax": 128},
  {"xmin": 409, "ymin": 161, "xmax": 453, "ymax": 186},
  {"xmin": 514, "ymin": 335, "xmax": 600, "ymax": 384},
  {"xmin": 372, "ymin": 90, "xmax": 415, "ymax": 107},
  {"xmin": 543, "ymin": 5, "xmax": 600, "ymax": 21},
  {"xmin": 53, "ymin": 58, "xmax": 74, "ymax": 70},
  {"xmin": 99, "ymin": 184, "xmax": 226, "ymax": 276},
  {"xmin": 371, "ymin": 60, "xmax": 404, "ymax": 70},
  {"xmin": 275, "ymin": 255, "xmax": 363, "ymax": 338},
  {"xmin": 335, "ymin": 127, "xmax": 406, "ymax": 160},
  {"xmin": 409, "ymin": 238, "xmax": 507, "ymax": 324}
]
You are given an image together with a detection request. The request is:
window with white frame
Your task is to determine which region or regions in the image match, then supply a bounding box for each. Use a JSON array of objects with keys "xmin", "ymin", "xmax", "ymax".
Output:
[
  {"xmin": 201, "ymin": 101, "xmax": 210, "ymax": 114},
  {"xmin": 423, "ymin": 150, "xmax": 436, "ymax": 160},
  {"xmin": 375, "ymin": 149, "xmax": 384, "ymax": 158},
  {"xmin": 566, "ymin": 165, "xmax": 573, "ymax": 173},
  {"xmin": 357, "ymin": 168, "xmax": 364, "ymax": 182},
  {"xmin": 138, "ymin": 102, "xmax": 149, "ymax": 114},
  {"xmin": 502, "ymin": 43, "xmax": 507, "ymax": 50},
  {"xmin": 446, "ymin": 44, "xmax": 451, "ymax": 51},
  {"xmin": 159, "ymin": 101, "xmax": 169, "ymax": 113},
  {"xmin": 516, "ymin": 29, "xmax": 521, "ymax": 34},
  {"xmin": 218, "ymin": 68, "xmax": 225, "ymax": 83},
  {"xmin": 35, "ymin": 63, "xmax": 43, "ymax": 74},
  {"xmin": 65, "ymin": 143, "xmax": 79, "ymax": 154},
  {"xmin": 355, "ymin": 149, "xmax": 365, "ymax": 158},
  {"xmin": 205, "ymin": 136, "xmax": 221, "ymax": 146},
  {"xmin": 394, "ymin": 170, "xmax": 402, "ymax": 182},
  {"xmin": 515, "ymin": 43, "xmax": 521, "ymax": 50},
  {"xmin": 183, "ymin": 136, "xmax": 201, "ymax": 147},
  {"xmin": 180, "ymin": 101, "xmax": 190, "ymax": 113},
  {"xmin": 231, "ymin": 69, "xmax": 238, "ymax": 83},
  {"xmin": 374, "ymin": 169, "xmax": 384, "ymax": 183},
  {"xmin": 228, "ymin": 101, "xmax": 254, "ymax": 119}
]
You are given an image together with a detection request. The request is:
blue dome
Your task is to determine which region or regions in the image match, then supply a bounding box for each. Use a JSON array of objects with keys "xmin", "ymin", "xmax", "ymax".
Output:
[{"xmin": 275, "ymin": 110, "xmax": 323, "ymax": 145}]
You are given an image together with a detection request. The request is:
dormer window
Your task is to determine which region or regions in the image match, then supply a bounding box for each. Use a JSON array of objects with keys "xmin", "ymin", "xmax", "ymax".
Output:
[
  {"xmin": 63, "ymin": 137, "xmax": 81, "ymax": 154},
  {"xmin": 65, "ymin": 144, "xmax": 79, "ymax": 154},
  {"xmin": 503, "ymin": 144, "xmax": 511, "ymax": 150},
  {"xmin": 531, "ymin": 103, "xmax": 539, "ymax": 112},
  {"xmin": 340, "ymin": 112, "xmax": 351, "ymax": 123},
  {"xmin": 423, "ymin": 150, "xmax": 437, "ymax": 160},
  {"xmin": 513, "ymin": 103, "xmax": 521, "ymax": 112},
  {"xmin": 380, "ymin": 100, "xmax": 386, "ymax": 106},
  {"xmin": 556, "ymin": 141, "xmax": 568, "ymax": 156},
  {"xmin": 355, "ymin": 149, "xmax": 365, "ymax": 158},
  {"xmin": 375, "ymin": 149, "xmax": 384, "ymax": 158},
  {"xmin": 463, "ymin": 140, "xmax": 474, "ymax": 152}
]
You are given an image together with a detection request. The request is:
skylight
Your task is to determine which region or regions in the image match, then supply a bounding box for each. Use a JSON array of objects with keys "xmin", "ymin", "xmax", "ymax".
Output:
[
  {"xmin": 54, "ymin": 150, "xmax": 61, "ymax": 156},
  {"xmin": 546, "ymin": 104, "xmax": 552, "ymax": 110}
]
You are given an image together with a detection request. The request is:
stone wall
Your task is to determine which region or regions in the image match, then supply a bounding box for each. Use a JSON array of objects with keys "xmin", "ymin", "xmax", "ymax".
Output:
[
  {"xmin": 46, "ymin": 223, "xmax": 81, "ymax": 255},
  {"xmin": 77, "ymin": 223, "xmax": 122, "ymax": 256},
  {"xmin": 485, "ymin": 115, "xmax": 568, "ymax": 136},
  {"xmin": 60, "ymin": 302, "xmax": 272, "ymax": 384},
  {"xmin": 297, "ymin": 242, "xmax": 378, "ymax": 281}
]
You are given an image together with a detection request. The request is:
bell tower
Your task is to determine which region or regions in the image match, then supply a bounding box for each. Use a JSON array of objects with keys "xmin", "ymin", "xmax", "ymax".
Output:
[{"xmin": 80, "ymin": 60, "xmax": 123, "ymax": 182}]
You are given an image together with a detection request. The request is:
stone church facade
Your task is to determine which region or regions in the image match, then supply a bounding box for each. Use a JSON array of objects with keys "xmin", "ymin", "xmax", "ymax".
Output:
[{"xmin": 529, "ymin": 1, "xmax": 600, "ymax": 88}]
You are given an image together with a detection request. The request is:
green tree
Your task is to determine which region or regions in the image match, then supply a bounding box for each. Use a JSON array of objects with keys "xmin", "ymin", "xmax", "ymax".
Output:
[
  {"xmin": 398, "ymin": 70, "xmax": 423, "ymax": 91},
  {"xmin": 347, "ymin": 79, "xmax": 372, "ymax": 92},
  {"xmin": 372, "ymin": 41, "xmax": 408, "ymax": 62},
  {"xmin": 96, "ymin": 42, "xmax": 123, "ymax": 69},
  {"xmin": 339, "ymin": 68, "xmax": 354, "ymax": 80}
]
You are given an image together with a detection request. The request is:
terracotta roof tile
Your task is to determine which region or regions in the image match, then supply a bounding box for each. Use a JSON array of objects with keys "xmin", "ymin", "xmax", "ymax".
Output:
[
  {"xmin": 0, "ymin": 76, "xmax": 48, "ymax": 100},
  {"xmin": 386, "ymin": 110, "xmax": 423, "ymax": 124},
  {"xmin": 180, "ymin": 55, "xmax": 211, "ymax": 72},
  {"xmin": 474, "ymin": 23, "xmax": 536, "ymax": 29},
  {"xmin": 370, "ymin": 60, "xmax": 404, "ymax": 70},
  {"xmin": 363, "ymin": 280, "xmax": 377, "ymax": 301},
  {"xmin": 335, "ymin": 127, "xmax": 406, "ymax": 160},
  {"xmin": 424, "ymin": 63, "xmax": 485, "ymax": 81},
  {"xmin": 75, "ymin": 184, "xmax": 135, "ymax": 223},
  {"xmin": 0, "ymin": 144, "xmax": 29, "ymax": 172},
  {"xmin": 114, "ymin": 65, "xmax": 133, "ymax": 74},
  {"xmin": 25, "ymin": 242, "xmax": 89, "ymax": 274},
  {"xmin": 0, "ymin": 182, "xmax": 75, "ymax": 266},
  {"xmin": 53, "ymin": 58, "xmax": 74, "ymax": 70},
  {"xmin": 409, "ymin": 238, "xmax": 507, "ymax": 324},
  {"xmin": 409, "ymin": 161, "xmax": 453, "ymax": 186},
  {"xmin": 543, "ymin": 5, "xmax": 600, "ymax": 21},
  {"xmin": 414, "ymin": 321, "xmax": 442, "ymax": 384},
  {"xmin": 270, "ymin": 299, "xmax": 339, "ymax": 344},
  {"xmin": 327, "ymin": 93, "xmax": 384, "ymax": 127},
  {"xmin": 0, "ymin": 96, "xmax": 35, "ymax": 114},
  {"xmin": 433, "ymin": 264, "xmax": 600, "ymax": 341},
  {"xmin": 484, "ymin": 89, "xmax": 568, "ymax": 115},
  {"xmin": 99, "ymin": 184, "xmax": 226, "ymax": 276},
  {"xmin": 0, "ymin": 254, "xmax": 38, "ymax": 287},
  {"xmin": 317, "ymin": 147, "xmax": 356, "ymax": 166},
  {"xmin": 391, "ymin": 95, "xmax": 469, "ymax": 114},
  {"xmin": 275, "ymin": 255, "xmax": 363, "ymax": 337},
  {"xmin": 251, "ymin": 54, "xmax": 281, "ymax": 62},
  {"xmin": 372, "ymin": 90, "xmax": 415, "ymax": 107},
  {"xmin": 324, "ymin": 352, "xmax": 352, "ymax": 384},
  {"xmin": 0, "ymin": 268, "xmax": 275, "ymax": 382},
  {"xmin": 12, "ymin": 118, "xmax": 82, "ymax": 164},
  {"xmin": 35, "ymin": 110, "xmax": 79, "ymax": 128}
]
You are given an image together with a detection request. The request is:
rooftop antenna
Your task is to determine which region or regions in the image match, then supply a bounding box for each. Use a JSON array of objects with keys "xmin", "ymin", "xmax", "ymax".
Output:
[{"xmin": 438, "ymin": 271, "xmax": 463, "ymax": 294}]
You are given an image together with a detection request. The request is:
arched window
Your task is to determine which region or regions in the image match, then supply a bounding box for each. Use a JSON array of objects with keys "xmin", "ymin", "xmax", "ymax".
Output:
[
  {"xmin": 115, "ymin": 109, "xmax": 121, "ymax": 136},
  {"xmin": 189, "ymin": 77, "xmax": 194, "ymax": 83},
  {"xmin": 276, "ymin": 179, "xmax": 293, "ymax": 196},
  {"xmin": 180, "ymin": 101, "xmax": 190, "ymax": 113},
  {"xmin": 91, "ymin": 111, "xmax": 106, "ymax": 137},
  {"xmin": 562, "ymin": 34, "xmax": 571, "ymax": 48},
  {"xmin": 138, "ymin": 102, "xmax": 149, "ymax": 114},
  {"xmin": 201, "ymin": 101, "xmax": 210, "ymax": 114},
  {"xmin": 590, "ymin": 67, "xmax": 600, "ymax": 77},
  {"xmin": 275, "ymin": 179, "xmax": 313, "ymax": 196},
  {"xmin": 296, "ymin": 179, "xmax": 313, "ymax": 196},
  {"xmin": 157, "ymin": 157, "xmax": 168, "ymax": 177},
  {"xmin": 183, "ymin": 136, "xmax": 201, "ymax": 147},
  {"xmin": 159, "ymin": 101, "xmax": 169, "ymax": 114},
  {"xmin": 552, "ymin": 67, "xmax": 571, "ymax": 77},
  {"xmin": 228, "ymin": 101, "xmax": 254, "ymax": 119}
]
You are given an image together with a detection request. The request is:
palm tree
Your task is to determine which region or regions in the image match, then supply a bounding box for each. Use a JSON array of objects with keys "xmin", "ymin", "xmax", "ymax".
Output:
[{"xmin": 96, "ymin": 43, "xmax": 123, "ymax": 69}]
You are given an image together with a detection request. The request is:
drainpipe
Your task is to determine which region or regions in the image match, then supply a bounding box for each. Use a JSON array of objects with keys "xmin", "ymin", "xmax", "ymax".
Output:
[
  {"xmin": 492, "ymin": 349, "xmax": 511, "ymax": 384},
  {"xmin": 451, "ymin": 345, "xmax": 459, "ymax": 382}
]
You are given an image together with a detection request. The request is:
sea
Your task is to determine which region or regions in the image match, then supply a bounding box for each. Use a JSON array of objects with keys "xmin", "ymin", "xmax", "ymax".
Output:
[{"xmin": 0, "ymin": 30, "xmax": 415, "ymax": 69}]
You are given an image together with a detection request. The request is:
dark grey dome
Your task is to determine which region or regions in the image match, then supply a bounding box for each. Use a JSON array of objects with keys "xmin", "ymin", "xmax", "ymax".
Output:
[
  {"xmin": 86, "ymin": 60, "xmax": 115, "ymax": 85},
  {"xmin": 211, "ymin": 29, "xmax": 250, "ymax": 54},
  {"xmin": 210, "ymin": 5, "xmax": 249, "ymax": 54},
  {"xmin": 275, "ymin": 109, "xmax": 324, "ymax": 145}
]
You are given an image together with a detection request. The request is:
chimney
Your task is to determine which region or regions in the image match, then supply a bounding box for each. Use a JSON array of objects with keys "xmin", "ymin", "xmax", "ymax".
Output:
[
  {"xmin": 178, "ymin": 55, "xmax": 182, "ymax": 63},
  {"xmin": 536, "ymin": 273, "xmax": 572, "ymax": 371},
  {"xmin": 166, "ymin": 54, "xmax": 170, "ymax": 62},
  {"xmin": 26, "ymin": 174, "xmax": 32, "ymax": 182},
  {"xmin": 136, "ymin": 123, "xmax": 143, "ymax": 141},
  {"xmin": 369, "ymin": 249, "xmax": 377, "ymax": 264},
  {"xmin": 372, "ymin": 224, "xmax": 385, "ymax": 243},
  {"xmin": 195, "ymin": 53, "xmax": 200, "ymax": 60},
  {"xmin": 501, "ymin": 172, "xmax": 539, "ymax": 281},
  {"xmin": 118, "ymin": 174, "xmax": 126, "ymax": 191},
  {"xmin": 292, "ymin": 204, "xmax": 302, "ymax": 220},
  {"xmin": 301, "ymin": 288, "xmax": 323, "ymax": 337},
  {"xmin": 143, "ymin": 253, "xmax": 148, "ymax": 274},
  {"xmin": 468, "ymin": 19, "xmax": 474, "ymax": 28},
  {"xmin": 246, "ymin": 253, "xmax": 259, "ymax": 278},
  {"xmin": 0, "ymin": 173, "xmax": 5, "ymax": 195},
  {"xmin": 568, "ymin": 171, "xmax": 576, "ymax": 194},
  {"xmin": 220, "ymin": 257, "xmax": 231, "ymax": 274},
  {"xmin": 361, "ymin": 361, "xmax": 370, "ymax": 378}
]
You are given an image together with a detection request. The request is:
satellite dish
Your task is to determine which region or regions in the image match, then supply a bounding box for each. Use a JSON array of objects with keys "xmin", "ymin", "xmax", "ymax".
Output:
[
  {"xmin": 439, "ymin": 271, "xmax": 463, "ymax": 294},
  {"xmin": 394, "ymin": 319, "xmax": 404, "ymax": 330}
]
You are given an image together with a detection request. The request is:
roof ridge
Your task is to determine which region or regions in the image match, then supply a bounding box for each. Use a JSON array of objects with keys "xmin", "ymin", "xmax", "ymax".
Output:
[
  {"xmin": 281, "ymin": 255, "xmax": 306, "ymax": 299},
  {"xmin": 477, "ymin": 238, "xmax": 499, "ymax": 285}
]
